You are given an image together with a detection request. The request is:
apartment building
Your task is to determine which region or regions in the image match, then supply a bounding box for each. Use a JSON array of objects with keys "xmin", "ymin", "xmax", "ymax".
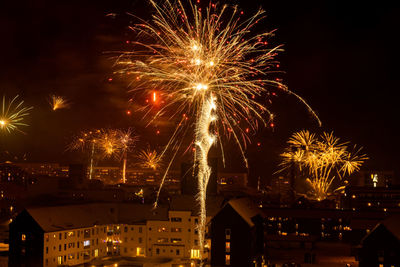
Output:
[{"xmin": 9, "ymin": 198, "xmax": 224, "ymax": 266}]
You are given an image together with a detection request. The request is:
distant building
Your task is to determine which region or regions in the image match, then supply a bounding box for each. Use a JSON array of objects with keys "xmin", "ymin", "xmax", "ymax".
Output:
[
  {"xmin": 210, "ymin": 198, "xmax": 265, "ymax": 267},
  {"xmin": 9, "ymin": 197, "xmax": 224, "ymax": 267},
  {"xmin": 342, "ymin": 186, "xmax": 400, "ymax": 213},
  {"xmin": 358, "ymin": 215, "xmax": 400, "ymax": 266}
]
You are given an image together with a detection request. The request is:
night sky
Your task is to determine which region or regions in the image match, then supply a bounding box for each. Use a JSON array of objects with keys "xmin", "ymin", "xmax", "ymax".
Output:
[{"xmin": 1, "ymin": 0, "xmax": 400, "ymax": 181}]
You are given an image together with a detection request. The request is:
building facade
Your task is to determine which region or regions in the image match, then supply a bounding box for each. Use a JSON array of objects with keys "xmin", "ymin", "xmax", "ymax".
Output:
[{"xmin": 9, "ymin": 202, "xmax": 214, "ymax": 267}]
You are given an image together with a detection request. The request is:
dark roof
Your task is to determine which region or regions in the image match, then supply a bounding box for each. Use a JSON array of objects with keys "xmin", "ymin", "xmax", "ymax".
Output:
[
  {"xmin": 361, "ymin": 214, "xmax": 400, "ymax": 243},
  {"xmin": 26, "ymin": 203, "xmax": 168, "ymax": 232},
  {"xmin": 228, "ymin": 198, "xmax": 266, "ymax": 227}
]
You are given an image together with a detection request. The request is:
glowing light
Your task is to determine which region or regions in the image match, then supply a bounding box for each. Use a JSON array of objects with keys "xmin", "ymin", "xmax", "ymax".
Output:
[
  {"xmin": 117, "ymin": 0, "xmax": 320, "ymax": 254},
  {"xmin": 279, "ymin": 130, "xmax": 368, "ymax": 200},
  {"xmin": 0, "ymin": 95, "xmax": 33, "ymax": 134},
  {"xmin": 49, "ymin": 94, "xmax": 69, "ymax": 111}
]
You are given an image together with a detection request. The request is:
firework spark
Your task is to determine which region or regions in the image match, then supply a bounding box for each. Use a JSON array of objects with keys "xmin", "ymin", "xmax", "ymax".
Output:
[
  {"xmin": 0, "ymin": 95, "xmax": 33, "ymax": 134},
  {"xmin": 49, "ymin": 95, "xmax": 69, "ymax": 111},
  {"xmin": 279, "ymin": 130, "xmax": 368, "ymax": 200},
  {"xmin": 137, "ymin": 148, "xmax": 163, "ymax": 170},
  {"xmin": 117, "ymin": 0, "xmax": 320, "ymax": 254}
]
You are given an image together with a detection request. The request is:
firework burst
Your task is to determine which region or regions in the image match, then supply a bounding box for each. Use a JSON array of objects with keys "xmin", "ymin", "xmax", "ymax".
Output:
[
  {"xmin": 49, "ymin": 95, "xmax": 70, "ymax": 111},
  {"xmin": 68, "ymin": 129, "xmax": 101, "ymax": 179},
  {"xmin": 0, "ymin": 95, "xmax": 33, "ymax": 134},
  {"xmin": 279, "ymin": 130, "xmax": 368, "ymax": 200},
  {"xmin": 137, "ymin": 148, "xmax": 163, "ymax": 170},
  {"xmin": 117, "ymin": 0, "xmax": 320, "ymax": 254}
]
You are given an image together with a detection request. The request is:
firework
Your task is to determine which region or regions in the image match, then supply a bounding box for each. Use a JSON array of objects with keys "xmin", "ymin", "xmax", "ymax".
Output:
[
  {"xmin": 68, "ymin": 130, "xmax": 101, "ymax": 179},
  {"xmin": 0, "ymin": 95, "xmax": 33, "ymax": 134},
  {"xmin": 117, "ymin": 0, "xmax": 320, "ymax": 254},
  {"xmin": 279, "ymin": 130, "xmax": 368, "ymax": 200},
  {"xmin": 116, "ymin": 128, "xmax": 138, "ymax": 183},
  {"xmin": 137, "ymin": 149, "xmax": 163, "ymax": 170},
  {"xmin": 49, "ymin": 95, "xmax": 70, "ymax": 111}
]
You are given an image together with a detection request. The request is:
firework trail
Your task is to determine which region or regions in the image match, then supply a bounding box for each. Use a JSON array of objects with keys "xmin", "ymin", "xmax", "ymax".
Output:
[
  {"xmin": 0, "ymin": 95, "xmax": 33, "ymax": 134},
  {"xmin": 279, "ymin": 130, "xmax": 368, "ymax": 200},
  {"xmin": 117, "ymin": 0, "xmax": 320, "ymax": 255}
]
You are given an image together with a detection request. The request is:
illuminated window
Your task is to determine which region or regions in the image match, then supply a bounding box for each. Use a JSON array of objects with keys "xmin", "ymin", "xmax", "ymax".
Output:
[
  {"xmin": 94, "ymin": 249, "xmax": 98, "ymax": 257},
  {"xmin": 225, "ymin": 242, "xmax": 230, "ymax": 252},
  {"xmin": 83, "ymin": 240, "xmax": 90, "ymax": 248},
  {"xmin": 171, "ymin": 238, "xmax": 182, "ymax": 243},
  {"xmin": 225, "ymin": 254, "xmax": 231, "ymax": 265},
  {"xmin": 372, "ymin": 174, "xmax": 378, "ymax": 187},
  {"xmin": 190, "ymin": 249, "xmax": 200, "ymax": 259},
  {"xmin": 136, "ymin": 247, "xmax": 145, "ymax": 256},
  {"xmin": 57, "ymin": 256, "xmax": 62, "ymax": 265},
  {"xmin": 21, "ymin": 234, "xmax": 26, "ymax": 241}
]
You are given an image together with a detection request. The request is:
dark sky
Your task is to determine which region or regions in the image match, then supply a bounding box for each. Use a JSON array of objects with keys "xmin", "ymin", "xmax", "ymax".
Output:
[{"xmin": 1, "ymin": 0, "xmax": 399, "ymax": 180}]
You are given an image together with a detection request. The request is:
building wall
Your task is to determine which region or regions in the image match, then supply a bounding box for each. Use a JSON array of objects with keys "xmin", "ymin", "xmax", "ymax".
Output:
[
  {"xmin": 9, "ymin": 210, "xmax": 44, "ymax": 267},
  {"xmin": 211, "ymin": 205, "xmax": 252, "ymax": 267},
  {"xmin": 43, "ymin": 225, "xmax": 108, "ymax": 267}
]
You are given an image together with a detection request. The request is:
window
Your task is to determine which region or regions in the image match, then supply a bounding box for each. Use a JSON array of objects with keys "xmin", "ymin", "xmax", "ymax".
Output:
[
  {"xmin": 225, "ymin": 254, "xmax": 231, "ymax": 265},
  {"xmin": 45, "ymin": 235, "xmax": 49, "ymax": 242},
  {"xmin": 59, "ymin": 233, "xmax": 62, "ymax": 240},
  {"xmin": 194, "ymin": 218, "xmax": 198, "ymax": 224},
  {"xmin": 136, "ymin": 247, "xmax": 145, "ymax": 256},
  {"xmin": 64, "ymin": 232, "xmax": 67, "ymax": 239},
  {"xmin": 158, "ymin": 227, "xmax": 168, "ymax": 232},
  {"xmin": 225, "ymin": 228, "xmax": 231, "ymax": 239},
  {"xmin": 68, "ymin": 254, "xmax": 74, "ymax": 260},
  {"xmin": 124, "ymin": 226, "xmax": 128, "ymax": 233},
  {"xmin": 171, "ymin": 238, "xmax": 182, "ymax": 244},
  {"xmin": 225, "ymin": 242, "xmax": 230, "ymax": 252},
  {"xmin": 194, "ymin": 239, "xmax": 199, "ymax": 246},
  {"xmin": 190, "ymin": 249, "xmax": 200, "ymax": 259},
  {"xmin": 176, "ymin": 249, "xmax": 180, "ymax": 255},
  {"xmin": 94, "ymin": 249, "xmax": 98, "ymax": 257},
  {"xmin": 139, "ymin": 237, "xmax": 143, "ymax": 243},
  {"xmin": 57, "ymin": 256, "xmax": 62, "ymax": 265},
  {"xmin": 77, "ymin": 242, "xmax": 80, "ymax": 248},
  {"xmin": 64, "ymin": 244, "xmax": 67, "ymax": 250},
  {"xmin": 59, "ymin": 245, "xmax": 61, "ymax": 252},
  {"xmin": 171, "ymin": 217, "xmax": 182, "ymax": 222},
  {"xmin": 21, "ymin": 234, "xmax": 26, "ymax": 241},
  {"xmin": 157, "ymin": 238, "xmax": 168, "ymax": 243},
  {"xmin": 156, "ymin": 248, "xmax": 160, "ymax": 254},
  {"xmin": 84, "ymin": 229, "xmax": 90, "ymax": 238},
  {"xmin": 83, "ymin": 240, "xmax": 90, "ymax": 248},
  {"xmin": 46, "ymin": 247, "xmax": 48, "ymax": 254},
  {"xmin": 171, "ymin": 228, "xmax": 181, "ymax": 232}
]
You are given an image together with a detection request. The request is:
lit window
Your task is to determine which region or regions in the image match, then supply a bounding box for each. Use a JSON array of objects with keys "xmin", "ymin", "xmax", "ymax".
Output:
[
  {"xmin": 21, "ymin": 234, "xmax": 26, "ymax": 241},
  {"xmin": 171, "ymin": 238, "xmax": 182, "ymax": 244},
  {"xmin": 83, "ymin": 240, "xmax": 90, "ymax": 248},
  {"xmin": 225, "ymin": 242, "xmax": 230, "ymax": 252},
  {"xmin": 225, "ymin": 254, "xmax": 231, "ymax": 265},
  {"xmin": 136, "ymin": 247, "xmax": 145, "ymax": 256},
  {"xmin": 190, "ymin": 249, "xmax": 200, "ymax": 259},
  {"xmin": 57, "ymin": 256, "xmax": 62, "ymax": 265}
]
